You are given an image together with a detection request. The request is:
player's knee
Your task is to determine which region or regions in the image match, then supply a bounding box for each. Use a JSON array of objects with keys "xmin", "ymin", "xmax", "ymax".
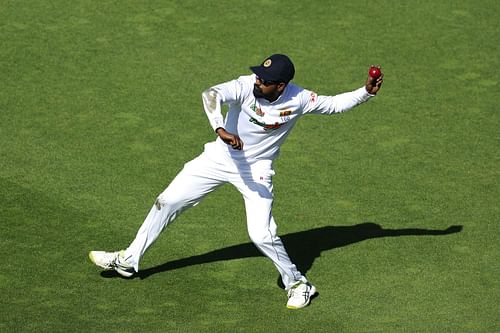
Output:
[
  {"xmin": 155, "ymin": 188, "xmax": 198, "ymax": 212},
  {"xmin": 155, "ymin": 192, "xmax": 180, "ymax": 210},
  {"xmin": 248, "ymin": 229, "xmax": 271, "ymax": 247}
]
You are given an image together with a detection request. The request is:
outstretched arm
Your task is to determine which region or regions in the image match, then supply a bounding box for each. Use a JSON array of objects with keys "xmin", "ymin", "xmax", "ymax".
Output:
[
  {"xmin": 303, "ymin": 65, "xmax": 384, "ymax": 115},
  {"xmin": 365, "ymin": 65, "xmax": 384, "ymax": 95}
]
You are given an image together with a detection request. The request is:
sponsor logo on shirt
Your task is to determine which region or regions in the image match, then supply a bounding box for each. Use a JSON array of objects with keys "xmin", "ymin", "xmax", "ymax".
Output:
[{"xmin": 249, "ymin": 117, "xmax": 282, "ymax": 130}]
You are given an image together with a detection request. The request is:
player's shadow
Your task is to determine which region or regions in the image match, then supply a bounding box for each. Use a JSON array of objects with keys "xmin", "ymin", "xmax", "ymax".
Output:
[{"xmin": 116, "ymin": 223, "xmax": 462, "ymax": 280}]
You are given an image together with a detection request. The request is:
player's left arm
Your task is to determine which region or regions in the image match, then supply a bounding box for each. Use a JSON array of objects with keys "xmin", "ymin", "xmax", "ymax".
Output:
[
  {"xmin": 303, "ymin": 66, "xmax": 384, "ymax": 115},
  {"xmin": 365, "ymin": 66, "xmax": 384, "ymax": 95}
]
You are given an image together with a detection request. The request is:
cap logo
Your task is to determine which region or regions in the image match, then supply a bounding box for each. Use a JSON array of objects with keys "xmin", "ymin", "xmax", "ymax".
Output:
[{"xmin": 263, "ymin": 59, "xmax": 272, "ymax": 67}]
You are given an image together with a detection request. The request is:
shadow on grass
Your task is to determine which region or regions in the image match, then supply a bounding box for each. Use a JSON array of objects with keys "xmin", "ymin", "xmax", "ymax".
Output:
[{"xmin": 101, "ymin": 223, "xmax": 462, "ymax": 280}]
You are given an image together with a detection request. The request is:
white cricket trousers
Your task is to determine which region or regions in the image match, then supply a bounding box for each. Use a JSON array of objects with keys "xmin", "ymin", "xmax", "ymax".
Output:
[{"xmin": 124, "ymin": 144, "xmax": 306, "ymax": 290}]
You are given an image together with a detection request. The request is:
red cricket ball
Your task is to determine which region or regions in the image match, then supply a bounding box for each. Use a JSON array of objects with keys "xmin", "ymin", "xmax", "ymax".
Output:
[{"xmin": 369, "ymin": 66, "xmax": 381, "ymax": 79}]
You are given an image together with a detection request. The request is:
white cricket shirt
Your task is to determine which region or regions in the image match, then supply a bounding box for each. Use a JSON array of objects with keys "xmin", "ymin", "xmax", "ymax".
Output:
[{"xmin": 202, "ymin": 74, "xmax": 374, "ymax": 164}]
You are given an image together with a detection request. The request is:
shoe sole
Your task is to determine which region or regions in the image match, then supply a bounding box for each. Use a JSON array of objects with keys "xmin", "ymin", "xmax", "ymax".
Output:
[
  {"xmin": 286, "ymin": 285, "xmax": 317, "ymax": 310},
  {"xmin": 115, "ymin": 267, "xmax": 135, "ymax": 278}
]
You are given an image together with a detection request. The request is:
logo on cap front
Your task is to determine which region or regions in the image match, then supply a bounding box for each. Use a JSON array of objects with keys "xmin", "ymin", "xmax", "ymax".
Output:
[{"xmin": 263, "ymin": 59, "xmax": 272, "ymax": 67}]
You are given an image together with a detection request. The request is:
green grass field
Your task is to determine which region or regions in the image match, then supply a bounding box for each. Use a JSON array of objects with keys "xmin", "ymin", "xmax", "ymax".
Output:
[{"xmin": 1, "ymin": 1, "xmax": 499, "ymax": 332}]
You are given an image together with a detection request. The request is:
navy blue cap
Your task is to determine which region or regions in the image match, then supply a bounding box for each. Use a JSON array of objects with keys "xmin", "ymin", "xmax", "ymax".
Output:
[{"xmin": 250, "ymin": 54, "xmax": 295, "ymax": 83}]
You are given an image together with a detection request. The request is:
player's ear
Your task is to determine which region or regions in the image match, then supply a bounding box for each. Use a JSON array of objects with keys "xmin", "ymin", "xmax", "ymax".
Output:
[{"xmin": 277, "ymin": 82, "xmax": 286, "ymax": 92}]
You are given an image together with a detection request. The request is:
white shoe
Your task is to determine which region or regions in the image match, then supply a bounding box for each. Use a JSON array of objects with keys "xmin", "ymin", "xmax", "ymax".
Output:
[
  {"xmin": 88, "ymin": 250, "xmax": 135, "ymax": 277},
  {"xmin": 286, "ymin": 281, "xmax": 317, "ymax": 309}
]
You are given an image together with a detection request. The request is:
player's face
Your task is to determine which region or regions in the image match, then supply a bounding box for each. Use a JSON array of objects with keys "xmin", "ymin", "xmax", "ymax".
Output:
[{"xmin": 253, "ymin": 77, "xmax": 286, "ymax": 102}]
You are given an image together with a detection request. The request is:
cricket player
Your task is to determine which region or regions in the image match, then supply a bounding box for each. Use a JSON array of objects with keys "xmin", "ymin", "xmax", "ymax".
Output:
[{"xmin": 89, "ymin": 54, "xmax": 384, "ymax": 309}]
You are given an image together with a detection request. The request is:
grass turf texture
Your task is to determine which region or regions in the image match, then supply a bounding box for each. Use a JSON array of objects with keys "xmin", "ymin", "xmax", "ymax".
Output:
[{"xmin": 1, "ymin": 0, "xmax": 499, "ymax": 332}]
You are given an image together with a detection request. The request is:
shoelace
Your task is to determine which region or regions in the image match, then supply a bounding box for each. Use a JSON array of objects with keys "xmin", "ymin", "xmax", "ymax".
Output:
[
  {"xmin": 288, "ymin": 285, "xmax": 310, "ymax": 300},
  {"xmin": 112, "ymin": 253, "xmax": 133, "ymax": 271},
  {"xmin": 110, "ymin": 253, "xmax": 120, "ymax": 268}
]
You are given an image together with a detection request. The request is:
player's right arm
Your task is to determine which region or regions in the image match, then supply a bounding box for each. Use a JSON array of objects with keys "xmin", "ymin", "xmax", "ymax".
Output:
[
  {"xmin": 215, "ymin": 127, "xmax": 243, "ymax": 150},
  {"xmin": 201, "ymin": 76, "xmax": 251, "ymax": 150},
  {"xmin": 201, "ymin": 88, "xmax": 225, "ymax": 130}
]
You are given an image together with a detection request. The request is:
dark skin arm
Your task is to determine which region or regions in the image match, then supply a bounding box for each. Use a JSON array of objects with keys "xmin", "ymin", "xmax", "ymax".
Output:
[
  {"xmin": 365, "ymin": 65, "xmax": 384, "ymax": 95},
  {"xmin": 216, "ymin": 127, "xmax": 244, "ymax": 150}
]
